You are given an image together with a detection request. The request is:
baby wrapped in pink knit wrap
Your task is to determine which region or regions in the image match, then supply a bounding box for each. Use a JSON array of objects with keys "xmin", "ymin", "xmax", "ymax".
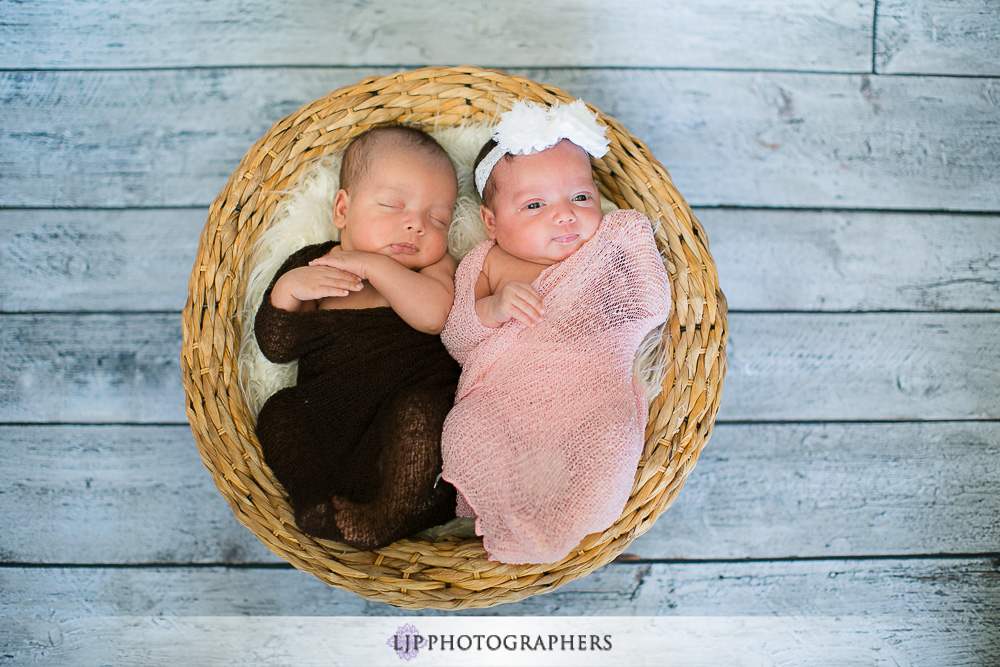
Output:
[{"xmin": 440, "ymin": 209, "xmax": 670, "ymax": 564}]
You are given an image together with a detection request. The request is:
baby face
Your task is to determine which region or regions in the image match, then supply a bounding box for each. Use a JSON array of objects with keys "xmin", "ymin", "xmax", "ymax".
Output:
[
  {"xmin": 481, "ymin": 139, "xmax": 602, "ymax": 266},
  {"xmin": 334, "ymin": 145, "xmax": 457, "ymax": 270}
]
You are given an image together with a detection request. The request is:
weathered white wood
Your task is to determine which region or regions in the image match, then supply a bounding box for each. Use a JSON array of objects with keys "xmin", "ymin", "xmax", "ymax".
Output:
[
  {"xmin": 3, "ymin": 70, "xmax": 1000, "ymax": 210},
  {"xmin": 628, "ymin": 421, "xmax": 1000, "ymax": 559},
  {"xmin": 1, "ymin": 1, "xmax": 995, "ymax": 660},
  {"xmin": 2, "ymin": 559, "xmax": 992, "ymax": 618},
  {"xmin": 721, "ymin": 312, "xmax": 1000, "ymax": 421},
  {"xmin": 2, "ymin": 560, "xmax": 996, "ymax": 665},
  {"xmin": 0, "ymin": 208, "xmax": 205, "ymax": 312},
  {"xmin": 0, "ymin": 314, "xmax": 186, "ymax": 423},
  {"xmin": 4, "ymin": 208, "xmax": 999, "ymax": 313},
  {"xmin": 0, "ymin": 425, "xmax": 275, "ymax": 564},
  {"xmin": 541, "ymin": 69, "xmax": 1000, "ymax": 212},
  {"xmin": 2, "ymin": 313, "xmax": 998, "ymax": 423},
  {"xmin": 702, "ymin": 209, "xmax": 1000, "ymax": 312},
  {"xmin": 0, "ymin": 0, "xmax": 873, "ymax": 72},
  {"xmin": 2, "ymin": 422, "xmax": 996, "ymax": 564},
  {"xmin": 0, "ymin": 68, "xmax": 388, "ymax": 209},
  {"xmin": 877, "ymin": 0, "xmax": 1000, "ymax": 75}
]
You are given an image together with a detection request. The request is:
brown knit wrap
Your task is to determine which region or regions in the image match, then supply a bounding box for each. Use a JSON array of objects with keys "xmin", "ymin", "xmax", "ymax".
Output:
[{"xmin": 254, "ymin": 242, "xmax": 459, "ymax": 548}]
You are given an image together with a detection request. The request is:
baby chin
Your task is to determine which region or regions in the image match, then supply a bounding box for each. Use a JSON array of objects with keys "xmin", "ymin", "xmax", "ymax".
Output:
[{"xmin": 548, "ymin": 233, "xmax": 589, "ymax": 260}]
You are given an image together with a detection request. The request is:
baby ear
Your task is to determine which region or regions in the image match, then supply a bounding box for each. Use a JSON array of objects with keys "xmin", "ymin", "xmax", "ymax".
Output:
[
  {"xmin": 332, "ymin": 189, "xmax": 350, "ymax": 229},
  {"xmin": 480, "ymin": 204, "xmax": 498, "ymax": 240}
]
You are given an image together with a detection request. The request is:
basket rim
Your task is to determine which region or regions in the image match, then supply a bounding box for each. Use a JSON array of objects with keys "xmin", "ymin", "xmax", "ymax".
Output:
[{"xmin": 180, "ymin": 64, "xmax": 727, "ymax": 610}]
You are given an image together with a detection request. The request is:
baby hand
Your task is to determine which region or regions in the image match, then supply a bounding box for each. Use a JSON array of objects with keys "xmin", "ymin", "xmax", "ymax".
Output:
[
  {"xmin": 270, "ymin": 264, "xmax": 363, "ymax": 310},
  {"xmin": 309, "ymin": 249, "xmax": 371, "ymax": 281},
  {"xmin": 485, "ymin": 282, "xmax": 545, "ymax": 327}
]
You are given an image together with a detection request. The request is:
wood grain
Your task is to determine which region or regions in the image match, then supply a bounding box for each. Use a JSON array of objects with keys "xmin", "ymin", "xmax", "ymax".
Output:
[
  {"xmin": 0, "ymin": 0, "xmax": 873, "ymax": 72},
  {"xmin": 0, "ymin": 314, "xmax": 186, "ymax": 423},
  {"xmin": 3, "ymin": 313, "xmax": 997, "ymax": 423},
  {"xmin": 3, "ymin": 209, "xmax": 998, "ymax": 313},
  {"xmin": 877, "ymin": 0, "xmax": 1000, "ymax": 75},
  {"xmin": 2, "ymin": 561, "xmax": 996, "ymax": 664},
  {"xmin": 3, "ymin": 70, "xmax": 999, "ymax": 210},
  {"xmin": 628, "ymin": 421, "xmax": 1000, "ymax": 559},
  {"xmin": 2, "ymin": 422, "xmax": 995, "ymax": 565},
  {"xmin": 2, "ymin": 0, "xmax": 998, "ymax": 660},
  {"xmin": 703, "ymin": 209, "xmax": 1000, "ymax": 312},
  {"xmin": 0, "ymin": 208, "xmax": 205, "ymax": 312},
  {"xmin": 0, "ymin": 425, "xmax": 275, "ymax": 565},
  {"xmin": 722, "ymin": 312, "xmax": 1000, "ymax": 421},
  {"xmin": 540, "ymin": 68, "xmax": 1000, "ymax": 211}
]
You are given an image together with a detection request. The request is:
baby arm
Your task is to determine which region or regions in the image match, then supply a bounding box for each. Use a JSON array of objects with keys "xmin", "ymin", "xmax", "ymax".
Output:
[
  {"xmin": 309, "ymin": 251, "xmax": 456, "ymax": 334},
  {"xmin": 269, "ymin": 264, "xmax": 364, "ymax": 312}
]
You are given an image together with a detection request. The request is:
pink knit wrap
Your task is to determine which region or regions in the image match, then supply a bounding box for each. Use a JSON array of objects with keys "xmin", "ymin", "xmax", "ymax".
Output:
[{"xmin": 440, "ymin": 209, "xmax": 671, "ymax": 564}]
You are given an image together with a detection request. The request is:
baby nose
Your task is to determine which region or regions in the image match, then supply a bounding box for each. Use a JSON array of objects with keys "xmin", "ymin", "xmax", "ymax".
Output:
[
  {"xmin": 554, "ymin": 202, "xmax": 576, "ymax": 224},
  {"xmin": 404, "ymin": 214, "xmax": 425, "ymax": 234}
]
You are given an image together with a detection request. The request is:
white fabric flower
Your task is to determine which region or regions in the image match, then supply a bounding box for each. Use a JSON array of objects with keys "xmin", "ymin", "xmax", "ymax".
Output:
[{"xmin": 475, "ymin": 99, "xmax": 610, "ymax": 197}]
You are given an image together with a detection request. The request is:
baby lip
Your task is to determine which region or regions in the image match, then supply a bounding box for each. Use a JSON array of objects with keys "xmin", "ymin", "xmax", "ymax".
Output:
[
  {"xmin": 552, "ymin": 234, "xmax": 579, "ymax": 243},
  {"xmin": 390, "ymin": 242, "xmax": 419, "ymax": 254}
]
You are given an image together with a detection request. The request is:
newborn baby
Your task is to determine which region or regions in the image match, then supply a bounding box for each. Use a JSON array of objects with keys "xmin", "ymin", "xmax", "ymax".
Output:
[{"xmin": 440, "ymin": 100, "xmax": 671, "ymax": 564}]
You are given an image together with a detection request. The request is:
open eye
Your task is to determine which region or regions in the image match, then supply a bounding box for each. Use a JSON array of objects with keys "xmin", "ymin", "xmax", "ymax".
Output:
[
  {"xmin": 525, "ymin": 202, "xmax": 542, "ymax": 210},
  {"xmin": 572, "ymin": 193, "xmax": 591, "ymax": 202}
]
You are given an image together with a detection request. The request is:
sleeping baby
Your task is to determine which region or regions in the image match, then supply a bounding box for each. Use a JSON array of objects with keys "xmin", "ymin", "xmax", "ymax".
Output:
[
  {"xmin": 254, "ymin": 125, "xmax": 460, "ymax": 549},
  {"xmin": 440, "ymin": 100, "xmax": 671, "ymax": 564}
]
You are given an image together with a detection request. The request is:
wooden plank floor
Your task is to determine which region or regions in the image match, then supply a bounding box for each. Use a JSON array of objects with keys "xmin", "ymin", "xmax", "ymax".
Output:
[{"xmin": 1, "ymin": 1, "xmax": 998, "ymax": 664}]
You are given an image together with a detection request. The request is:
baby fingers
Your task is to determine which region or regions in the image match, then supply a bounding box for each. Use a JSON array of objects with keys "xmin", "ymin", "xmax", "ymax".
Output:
[
  {"xmin": 309, "ymin": 253, "xmax": 368, "ymax": 279},
  {"xmin": 309, "ymin": 256, "xmax": 342, "ymax": 269},
  {"xmin": 496, "ymin": 282, "xmax": 545, "ymax": 325},
  {"xmin": 510, "ymin": 298, "xmax": 545, "ymax": 326},
  {"xmin": 316, "ymin": 269, "xmax": 363, "ymax": 295}
]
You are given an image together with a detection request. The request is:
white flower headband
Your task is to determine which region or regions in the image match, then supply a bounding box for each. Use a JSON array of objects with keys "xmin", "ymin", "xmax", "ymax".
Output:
[{"xmin": 474, "ymin": 99, "xmax": 610, "ymax": 198}]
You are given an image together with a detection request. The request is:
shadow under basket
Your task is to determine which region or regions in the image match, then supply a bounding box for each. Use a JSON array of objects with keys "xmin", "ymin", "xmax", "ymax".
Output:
[{"xmin": 181, "ymin": 65, "xmax": 728, "ymax": 610}]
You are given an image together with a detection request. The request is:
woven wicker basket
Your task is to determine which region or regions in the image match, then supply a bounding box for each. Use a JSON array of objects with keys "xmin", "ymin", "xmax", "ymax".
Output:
[{"xmin": 181, "ymin": 65, "xmax": 727, "ymax": 610}]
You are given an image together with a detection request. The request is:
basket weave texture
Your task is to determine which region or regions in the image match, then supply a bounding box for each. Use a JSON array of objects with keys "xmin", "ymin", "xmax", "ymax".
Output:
[{"xmin": 181, "ymin": 66, "xmax": 727, "ymax": 610}]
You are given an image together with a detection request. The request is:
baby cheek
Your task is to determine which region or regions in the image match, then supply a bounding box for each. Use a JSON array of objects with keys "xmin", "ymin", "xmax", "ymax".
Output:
[{"xmin": 427, "ymin": 232, "xmax": 449, "ymax": 258}]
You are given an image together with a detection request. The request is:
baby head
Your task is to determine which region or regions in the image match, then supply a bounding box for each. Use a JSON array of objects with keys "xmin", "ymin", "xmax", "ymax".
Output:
[
  {"xmin": 476, "ymin": 138, "xmax": 602, "ymax": 266},
  {"xmin": 473, "ymin": 100, "xmax": 610, "ymax": 266},
  {"xmin": 334, "ymin": 125, "xmax": 458, "ymax": 270}
]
